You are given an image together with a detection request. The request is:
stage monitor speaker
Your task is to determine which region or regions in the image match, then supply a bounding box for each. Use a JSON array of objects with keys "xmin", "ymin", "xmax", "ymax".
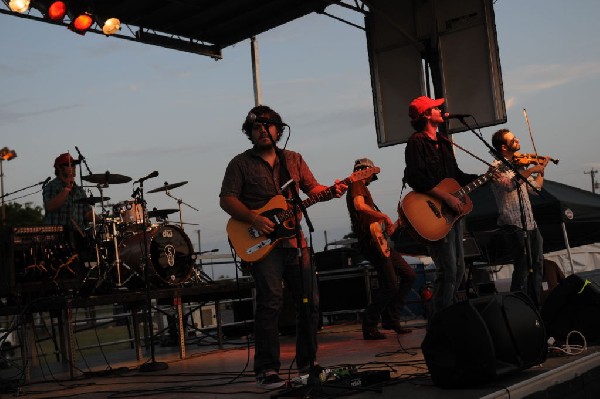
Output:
[
  {"xmin": 541, "ymin": 270, "xmax": 600, "ymax": 342},
  {"xmin": 421, "ymin": 292, "xmax": 547, "ymax": 388}
]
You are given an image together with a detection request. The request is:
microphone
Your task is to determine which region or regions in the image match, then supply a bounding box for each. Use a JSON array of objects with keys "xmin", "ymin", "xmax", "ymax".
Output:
[
  {"xmin": 246, "ymin": 112, "xmax": 289, "ymax": 127},
  {"xmin": 444, "ymin": 113, "xmax": 472, "ymax": 120},
  {"xmin": 40, "ymin": 176, "xmax": 51, "ymax": 187},
  {"xmin": 74, "ymin": 145, "xmax": 85, "ymax": 161},
  {"xmin": 135, "ymin": 170, "xmax": 159, "ymax": 184}
]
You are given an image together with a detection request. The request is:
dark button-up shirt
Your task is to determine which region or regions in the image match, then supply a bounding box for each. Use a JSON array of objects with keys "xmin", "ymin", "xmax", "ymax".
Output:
[
  {"xmin": 404, "ymin": 130, "xmax": 478, "ymax": 192},
  {"xmin": 220, "ymin": 148, "xmax": 320, "ymax": 247}
]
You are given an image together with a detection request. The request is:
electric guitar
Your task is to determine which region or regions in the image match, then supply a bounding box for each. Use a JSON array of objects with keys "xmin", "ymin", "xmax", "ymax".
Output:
[
  {"xmin": 227, "ymin": 167, "xmax": 380, "ymax": 262},
  {"xmin": 369, "ymin": 221, "xmax": 391, "ymax": 258},
  {"xmin": 399, "ymin": 169, "xmax": 498, "ymax": 242}
]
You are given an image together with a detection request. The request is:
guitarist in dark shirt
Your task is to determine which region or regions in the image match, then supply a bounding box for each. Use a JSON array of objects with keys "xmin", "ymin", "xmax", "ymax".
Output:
[
  {"xmin": 403, "ymin": 96, "xmax": 478, "ymax": 317},
  {"xmin": 219, "ymin": 105, "xmax": 347, "ymax": 389},
  {"xmin": 347, "ymin": 158, "xmax": 416, "ymax": 339}
]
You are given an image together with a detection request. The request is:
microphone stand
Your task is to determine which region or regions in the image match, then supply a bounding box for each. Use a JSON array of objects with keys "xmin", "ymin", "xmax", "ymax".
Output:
[
  {"xmin": 261, "ymin": 127, "xmax": 321, "ymax": 398},
  {"xmin": 0, "ymin": 178, "xmax": 50, "ymax": 200},
  {"xmin": 73, "ymin": 146, "xmax": 104, "ymax": 275},
  {"xmin": 456, "ymin": 117, "xmax": 541, "ymax": 308},
  {"xmin": 137, "ymin": 177, "xmax": 168, "ymax": 372}
]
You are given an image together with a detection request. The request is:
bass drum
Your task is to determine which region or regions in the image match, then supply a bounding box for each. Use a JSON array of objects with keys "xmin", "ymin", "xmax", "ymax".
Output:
[{"xmin": 118, "ymin": 224, "xmax": 194, "ymax": 288}]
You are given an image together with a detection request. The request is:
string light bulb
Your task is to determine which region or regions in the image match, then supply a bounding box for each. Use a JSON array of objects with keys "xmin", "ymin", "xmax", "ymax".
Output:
[{"xmin": 8, "ymin": 0, "xmax": 30, "ymax": 13}]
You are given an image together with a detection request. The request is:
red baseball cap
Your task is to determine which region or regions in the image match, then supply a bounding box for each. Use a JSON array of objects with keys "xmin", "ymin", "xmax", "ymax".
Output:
[
  {"xmin": 54, "ymin": 153, "xmax": 80, "ymax": 167},
  {"xmin": 409, "ymin": 96, "xmax": 445, "ymax": 120}
]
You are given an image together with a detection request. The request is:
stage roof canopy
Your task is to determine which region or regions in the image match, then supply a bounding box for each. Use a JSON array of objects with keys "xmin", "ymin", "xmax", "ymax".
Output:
[{"xmin": 0, "ymin": 0, "xmax": 356, "ymax": 59}]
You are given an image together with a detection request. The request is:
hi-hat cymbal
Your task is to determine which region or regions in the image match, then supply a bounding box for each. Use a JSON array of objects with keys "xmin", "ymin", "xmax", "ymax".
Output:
[
  {"xmin": 82, "ymin": 172, "xmax": 132, "ymax": 185},
  {"xmin": 75, "ymin": 196, "xmax": 111, "ymax": 205},
  {"xmin": 147, "ymin": 181, "xmax": 188, "ymax": 193},
  {"xmin": 148, "ymin": 208, "xmax": 179, "ymax": 218}
]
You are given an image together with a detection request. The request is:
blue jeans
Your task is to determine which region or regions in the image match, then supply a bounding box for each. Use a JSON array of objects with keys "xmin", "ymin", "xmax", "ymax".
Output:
[
  {"xmin": 426, "ymin": 220, "xmax": 466, "ymax": 316},
  {"xmin": 249, "ymin": 247, "xmax": 319, "ymax": 375},
  {"xmin": 505, "ymin": 226, "xmax": 544, "ymax": 306}
]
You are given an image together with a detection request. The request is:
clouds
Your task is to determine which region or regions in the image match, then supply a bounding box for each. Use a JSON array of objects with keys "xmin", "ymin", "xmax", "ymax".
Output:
[{"xmin": 506, "ymin": 61, "xmax": 600, "ymax": 96}]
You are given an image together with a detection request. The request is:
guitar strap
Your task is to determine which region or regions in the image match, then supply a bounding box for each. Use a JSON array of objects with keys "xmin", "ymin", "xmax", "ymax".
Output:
[{"xmin": 276, "ymin": 147, "xmax": 293, "ymax": 198}]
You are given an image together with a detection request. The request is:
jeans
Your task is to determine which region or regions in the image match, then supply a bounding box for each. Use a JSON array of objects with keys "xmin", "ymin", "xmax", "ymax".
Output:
[
  {"xmin": 249, "ymin": 247, "xmax": 319, "ymax": 375},
  {"xmin": 505, "ymin": 226, "xmax": 544, "ymax": 307},
  {"xmin": 362, "ymin": 247, "xmax": 417, "ymax": 328},
  {"xmin": 426, "ymin": 220, "xmax": 466, "ymax": 316}
]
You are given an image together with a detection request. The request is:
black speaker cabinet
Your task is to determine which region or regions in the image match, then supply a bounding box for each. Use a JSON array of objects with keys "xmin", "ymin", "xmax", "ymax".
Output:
[
  {"xmin": 421, "ymin": 292, "xmax": 547, "ymax": 388},
  {"xmin": 314, "ymin": 248, "xmax": 359, "ymax": 271},
  {"xmin": 541, "ymin": 270, "xmax": 600, "ymax": 342},
  {"xmin": 317, "ymin": 268, "xmax": 370, "ymax": 313}
]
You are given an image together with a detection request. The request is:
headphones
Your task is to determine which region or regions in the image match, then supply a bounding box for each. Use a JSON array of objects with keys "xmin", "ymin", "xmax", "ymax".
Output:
[{"xmin": 242, "ymin": 106, "xmax": 285, "ymax": 137}]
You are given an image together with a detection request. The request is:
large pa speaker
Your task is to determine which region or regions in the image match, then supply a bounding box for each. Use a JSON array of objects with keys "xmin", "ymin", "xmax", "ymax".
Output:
[
  {"xmin": 421, "ymin": 292, "xmax": 547, "ymax": 388},
  {"xmin": 541, "ymin": 270, "xmax": 600, "ymax": 342}
]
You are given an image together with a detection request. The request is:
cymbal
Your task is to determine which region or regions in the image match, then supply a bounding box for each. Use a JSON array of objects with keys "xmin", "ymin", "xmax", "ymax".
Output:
[
  {"xmin": 75, "ymin": 196, "xmax": 111, "ymax": 205},
  {"xmin": 147, "ymin": 181, "xmax": 188, "ymax": 193},
  {"xmin": 148, "ymin": 208, "xmax": 179, "ymax": 218},
  {"xmin": 82, "ymin": 172, "xmax": 132, "ymax": 185}
]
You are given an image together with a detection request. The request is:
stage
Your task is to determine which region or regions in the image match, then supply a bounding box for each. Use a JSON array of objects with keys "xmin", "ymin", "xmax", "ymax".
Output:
[{"xmin": 2, "ymin": 311, "xmax": 600, "ymax": 399}]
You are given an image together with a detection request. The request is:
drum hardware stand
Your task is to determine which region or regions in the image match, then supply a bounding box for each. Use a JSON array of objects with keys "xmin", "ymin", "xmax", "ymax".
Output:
[
  {"xmin": 191, "ymin": 249, "xmax": 218, "ymax": 284},
  {"xmin": 154, "ymin": 183, "xmax": 198, "ymax": 230},
  {"xmin": 135, "ymin": 172, "xmax": 168, "ymax": 372}
]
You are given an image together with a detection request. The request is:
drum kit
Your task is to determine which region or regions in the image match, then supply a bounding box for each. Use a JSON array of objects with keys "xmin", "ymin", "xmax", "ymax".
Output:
[{"xmin": 77, "ymin": 171, "xmax": 199, "ymax": 293}]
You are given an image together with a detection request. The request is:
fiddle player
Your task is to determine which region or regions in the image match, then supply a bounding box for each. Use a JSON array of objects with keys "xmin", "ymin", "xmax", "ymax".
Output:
[{"xmin": 489, "ymin": 129, "xmax": 549, "ymax": 307}]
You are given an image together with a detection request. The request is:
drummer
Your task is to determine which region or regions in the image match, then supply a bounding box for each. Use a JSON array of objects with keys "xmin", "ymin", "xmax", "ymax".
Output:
[{"xmin": 43, "ymin": 152, "xmax": 96, "ymax": 253}]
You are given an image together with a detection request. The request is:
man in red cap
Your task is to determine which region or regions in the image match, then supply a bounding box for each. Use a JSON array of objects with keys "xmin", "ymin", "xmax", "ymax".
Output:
[
  {"xmin": 402, "ymin": 96, "xmax": 478, "ymax": 317},
  {"xmin": 43, "ymin": 152, "xmax": 93, "ymax": 250}
]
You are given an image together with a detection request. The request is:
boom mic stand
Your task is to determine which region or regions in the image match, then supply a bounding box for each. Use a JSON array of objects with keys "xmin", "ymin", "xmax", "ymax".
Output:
[
  {"xmin": 0, "ymin": 177, "xmax": 51, "ymax": 201},
  {"xmin": 457, "ymin": 116, "xmax": 542, "ymax": 308},
  {"xmin": 136, "ymin": 173, "xmax": 168, "ymax": 372}
]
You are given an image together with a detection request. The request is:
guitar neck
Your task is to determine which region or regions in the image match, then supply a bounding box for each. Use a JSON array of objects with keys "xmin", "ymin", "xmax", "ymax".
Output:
[
  {"xmin": 454, "ymin": 169, "xmax": 494, "ymax": 199},
  {"xmin": 277, "ymin": 177, "xmax": 351, "ymax": 221}
]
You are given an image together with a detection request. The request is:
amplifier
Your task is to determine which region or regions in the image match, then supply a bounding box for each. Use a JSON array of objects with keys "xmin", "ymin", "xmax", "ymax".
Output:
[{"xmin": 1, "ymin": 225, "xmax": 79, "ymax": 296}]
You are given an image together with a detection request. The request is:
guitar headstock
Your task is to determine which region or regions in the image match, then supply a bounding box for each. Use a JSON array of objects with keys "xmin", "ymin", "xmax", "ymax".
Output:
[{"xmin": 348, "ymin": 167, "xmax": 380, "ymax": 183}]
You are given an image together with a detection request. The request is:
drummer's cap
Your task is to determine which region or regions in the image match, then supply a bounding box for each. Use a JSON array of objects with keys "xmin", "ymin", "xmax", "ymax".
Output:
[{"xmin": 54, "ymin": 153, "xmax": 80, "ymax": 167}]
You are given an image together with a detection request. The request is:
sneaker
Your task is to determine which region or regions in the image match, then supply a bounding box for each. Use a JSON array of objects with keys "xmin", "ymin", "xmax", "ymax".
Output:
[{"xmin": 256, "ymin": 371, "xmax": 285, "ymax": 389}]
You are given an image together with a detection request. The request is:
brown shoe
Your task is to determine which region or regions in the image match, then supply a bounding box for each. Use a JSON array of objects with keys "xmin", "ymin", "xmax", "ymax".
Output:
[{"xmin": 362, "ymin": 328, "xmax": 386, "ymax": 340}]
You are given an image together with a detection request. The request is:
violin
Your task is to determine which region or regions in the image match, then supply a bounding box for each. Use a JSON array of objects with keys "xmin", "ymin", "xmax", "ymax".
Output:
[{"xmin": 512, "ymin": 152, "xmax": 559, "ymax": 167}]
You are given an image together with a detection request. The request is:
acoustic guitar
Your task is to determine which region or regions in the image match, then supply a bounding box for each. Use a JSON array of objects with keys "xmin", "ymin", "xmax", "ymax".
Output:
[
  {"xmin": 227, "ymin": 167, "xmax": 380, "ymax": 262},
  {"xmin": 399, "ymin": 169, "xmax": 497, "ymax": 241}
]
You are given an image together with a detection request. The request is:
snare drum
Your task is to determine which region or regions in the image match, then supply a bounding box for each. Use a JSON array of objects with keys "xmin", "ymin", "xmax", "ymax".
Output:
[
  {"xmin": 113, "ymin": 200, "xmax": 147, "ymax": 230},
  {"xmin": 95, "ymin": 218, "xmax": 119, "ymax": 244}
]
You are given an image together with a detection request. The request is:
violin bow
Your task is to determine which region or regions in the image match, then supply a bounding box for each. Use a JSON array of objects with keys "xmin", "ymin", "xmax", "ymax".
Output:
[{"xmin": 522, "ymin": 108, "xmax": 540, "ymax": 159}]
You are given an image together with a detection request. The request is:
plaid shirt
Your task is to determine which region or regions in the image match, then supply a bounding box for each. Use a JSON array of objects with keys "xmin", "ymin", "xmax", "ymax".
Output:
[
  {"xmin": 43, "ymin": 177, "xmax": 91, "ymax": 230},
  {"xmin": 489, "ymin": 159, "xmax": 539, "ymax": 230}
]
